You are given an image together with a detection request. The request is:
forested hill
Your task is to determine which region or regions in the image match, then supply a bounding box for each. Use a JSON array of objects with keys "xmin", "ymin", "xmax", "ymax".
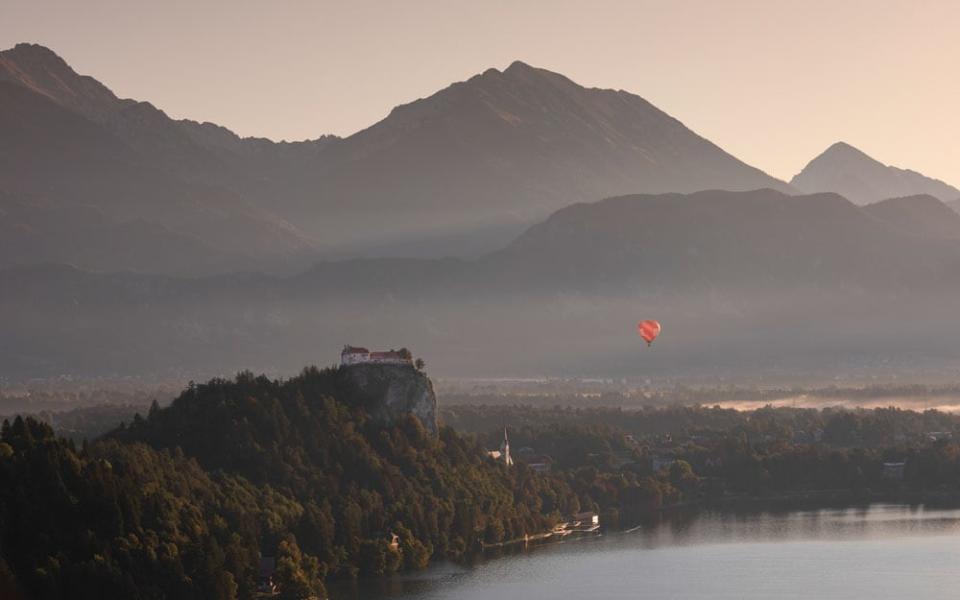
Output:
[{"xmin": 0, "ymin": 367, "xmax": 578, "ymax": 599}]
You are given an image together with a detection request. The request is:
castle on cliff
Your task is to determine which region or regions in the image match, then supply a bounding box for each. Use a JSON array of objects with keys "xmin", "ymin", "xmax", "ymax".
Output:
[{"xmin": 341, "ymin": 345, "xmax": 413, "ymax": 366}]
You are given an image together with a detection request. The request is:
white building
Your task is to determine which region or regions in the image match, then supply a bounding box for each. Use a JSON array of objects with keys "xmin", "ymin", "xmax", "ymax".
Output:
[
  {"xmin": 571, "ymin": 511, "xmax": 599, "ymax": 527},
  {"xmin": 341, "ymin": 345, "xmax": 371, "ymax": 365},
  {"xmin": 499, "ymin": 428, "xmax": 513, "ymax": 466},
  {"xmin": 488, "ymin": 428, "xmax": 513, "ymax": 466},
  {"xmin": 340, "ymin": 345, "xmax": 413, "ymax": 366}
]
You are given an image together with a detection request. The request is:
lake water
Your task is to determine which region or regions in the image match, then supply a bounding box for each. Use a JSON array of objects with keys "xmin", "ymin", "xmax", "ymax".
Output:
[{"xmin": 329, "ymin": 504, "xmax": 960, "ymax": 599}]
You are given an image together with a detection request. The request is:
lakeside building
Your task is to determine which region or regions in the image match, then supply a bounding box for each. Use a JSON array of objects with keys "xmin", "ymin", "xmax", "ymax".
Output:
[
  {"xmin": 571, "ymin": 512, "xmax": 600, "ymax": 528},
  {"xmin": 341, "ymin": 345, "xmax": 413, "ymax": 366},
  {"xmin": 551, "ymin": 511, "xmax": 601, "ymax": 537}
]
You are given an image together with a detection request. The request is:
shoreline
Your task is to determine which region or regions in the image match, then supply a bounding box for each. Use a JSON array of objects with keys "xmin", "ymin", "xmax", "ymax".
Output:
[
  {"xmin": 328, "ymin": 499, "xmax": 960, "ymax": 599},
  {"xmin": 479, "ymin": 489, "xmax": 960, "ymax": 555}
]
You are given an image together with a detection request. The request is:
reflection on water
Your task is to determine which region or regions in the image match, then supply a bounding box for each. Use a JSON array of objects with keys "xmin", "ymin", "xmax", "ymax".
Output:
[
  {"xmin": 329, "ymin": 504, "xmax": 960, "ymax": 600},
  {"xmin": 624, "ymin": 504, "xmax": 960, "ymax": 548}
]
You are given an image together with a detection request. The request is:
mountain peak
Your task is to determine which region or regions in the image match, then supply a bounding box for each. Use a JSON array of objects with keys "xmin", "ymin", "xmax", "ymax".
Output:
[
  {"xmin": 1, "ymin": 43, "xmax": 76, "ymax": 81},
  {"xmin": 825, "ymin": 140, "xmax": 857, "ymax": 152},
  {"xmin": 791, "ymin": 142, "xmax": 960, "ymax": 205},
  {"xmin": 499, "ymin": 60, "xmax": 578, "ymax": 89},
  {"xmin": 5, "ymin": 42, "xmax": 64, "ymax": 61},
  {"xmin": 803, "ymin": 141, "xmax": 886, "ymax": 173},
  {"xmin": 504, "ymin": 59, "xmax": 536, "ymax": 73},
  {"xmin": 820, "ymin": 141, "xmax": 875, "ymax": 162},
  {"xmin": 0, "ymin": 42, "xmax": 120, "ymax": 115},
  {"xmin": 467, "ymin": 60, "xmax": 577, "ymax": 91},
  {"xmin": 322, "ymin": 56, "xmax": 791, "ymax": 250}
]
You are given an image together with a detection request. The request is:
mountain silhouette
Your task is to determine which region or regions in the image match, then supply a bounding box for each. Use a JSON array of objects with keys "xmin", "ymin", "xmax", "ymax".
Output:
[
  {"xmin": 1, "ymin": 45, "xmax": 795, "ymax": 262},
  {"xmin": 0, "ymin": 79, "xmax": 318, "ymax": 274},
  {"xmin": 0, "ymin": 43, "xmax": 339, "ymax": 182},
  {"xmin": 5, "ymin": 188, "xmax": 960, "ymax": 379},
  {"xmin": 791, "ymin": 142, "xmax": 960, "ymax": 205},
  {"xmin": 862, "ymin": 195, "xmax": 960, "ymax": 240},
  {"xmin": 265, "ymin": 60, "xmax": 793, "ymax": 253},
  {"xmin": 483, "ymin": 188, "xmax": 960, "ymax": 291}
]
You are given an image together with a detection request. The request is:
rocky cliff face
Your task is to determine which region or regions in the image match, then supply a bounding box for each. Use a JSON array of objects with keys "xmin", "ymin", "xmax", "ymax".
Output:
[{"xmin": 340, "ymin": 364, "xmax": 438, "ymax": 435}]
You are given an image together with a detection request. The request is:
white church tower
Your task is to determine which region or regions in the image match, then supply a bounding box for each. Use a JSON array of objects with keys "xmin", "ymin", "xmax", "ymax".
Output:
[{"xmin": 499, "ymin": 427, "xmax": 513, "ymax": 466}]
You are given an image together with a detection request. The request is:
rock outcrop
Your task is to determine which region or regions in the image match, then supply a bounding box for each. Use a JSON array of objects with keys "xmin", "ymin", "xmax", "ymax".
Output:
[{"xmin": 339, "ymin": 364, "xmax": 438, "ymax": 435}]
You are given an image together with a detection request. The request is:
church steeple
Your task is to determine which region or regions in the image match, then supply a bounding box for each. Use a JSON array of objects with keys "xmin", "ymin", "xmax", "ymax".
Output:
[{"xmin": 499, "ymin": 427, "xmax": 513, "ymax": 466}]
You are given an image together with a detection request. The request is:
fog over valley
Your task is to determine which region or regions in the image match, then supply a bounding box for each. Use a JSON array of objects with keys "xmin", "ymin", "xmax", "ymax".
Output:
[{"xmin": 2, "ymin": 43, "xmax": 960, "ymax": 383}]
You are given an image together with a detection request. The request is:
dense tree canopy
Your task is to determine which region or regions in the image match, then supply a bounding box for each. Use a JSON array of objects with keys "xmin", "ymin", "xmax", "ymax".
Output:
[
  {"xmin": 0, "ymin": 367, "xmax": 581, "ymax": 599},
  {"xmin": 6, "ymin": 369, "xmax": 960, "ymax": 599}
]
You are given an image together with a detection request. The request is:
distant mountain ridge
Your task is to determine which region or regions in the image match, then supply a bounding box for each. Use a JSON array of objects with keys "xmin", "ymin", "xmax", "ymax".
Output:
[
  {"xmin": 0, "ymin": 43, "xmax": 797, "ymax": 265},
  {"xmin": 266, "ymin": 60, "xmax": 793, "ymax": 252},
  {"xmin": 0, "ymin": 79, "xmax": 319, "ymax": 274},
  {"xmin": 5, "ymin": 188, "xmax": 960, "ymax": 379},
  {"xmin": 482, "ymin": 188, "xmax": 960, "ymax": 291},
  {"xmin": 0, "ymin": 43, "xmax": 225, "ymax": 179},
  {"xmin": 5, "ymin": 42, "xmax": 958, "ymax": 279},
  {"xmin": 862, "ymin": 195, "xmax": 960, "ymax": 240},
  {"xmin": 0, "ymin": 43, "xmax": 339, "ymax": 179},
  {"xmin": 791, "ymin": 142, "xmax": 960, "ymax": 205}
]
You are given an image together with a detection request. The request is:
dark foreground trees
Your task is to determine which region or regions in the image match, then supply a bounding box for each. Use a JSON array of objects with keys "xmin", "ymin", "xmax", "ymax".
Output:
[
  {"xmin": 0, "ymin": 367, "xmax": 580, "ymax": 599},
  {"xmin": 9, "ymin": 368, "xmax": 956, "ymax": 599}
]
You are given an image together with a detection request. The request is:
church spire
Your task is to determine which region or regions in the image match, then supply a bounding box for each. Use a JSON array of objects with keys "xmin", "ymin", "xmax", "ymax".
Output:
[{"xmin": 500, "ymin": 427, "xmax": 513, "ymax": 466}]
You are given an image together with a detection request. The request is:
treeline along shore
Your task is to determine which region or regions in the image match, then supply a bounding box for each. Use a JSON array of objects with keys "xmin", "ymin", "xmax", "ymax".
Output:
[{"xmin": 5, "ymin": 368, "xmax": 960, "ymax": 598}]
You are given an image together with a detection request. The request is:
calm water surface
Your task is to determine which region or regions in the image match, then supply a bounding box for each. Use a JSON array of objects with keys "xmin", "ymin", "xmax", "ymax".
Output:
[{"xmin": 329, "ymin": 504, "xmax": 960, "ymax": 599}]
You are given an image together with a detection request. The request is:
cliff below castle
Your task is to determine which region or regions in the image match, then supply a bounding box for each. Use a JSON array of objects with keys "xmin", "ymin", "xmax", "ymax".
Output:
[{"xmin": 339, "ymin": 363, "xmax": 438, "ymax": 435}]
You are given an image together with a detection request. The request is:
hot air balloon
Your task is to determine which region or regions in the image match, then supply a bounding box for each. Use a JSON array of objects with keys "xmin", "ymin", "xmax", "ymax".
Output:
[{"xmin": 638, "ymin": 320, "xmax": 661, "ymax": 347}]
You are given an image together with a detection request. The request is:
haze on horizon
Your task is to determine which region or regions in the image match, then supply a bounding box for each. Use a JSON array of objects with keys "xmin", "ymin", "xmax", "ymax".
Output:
[{"xmin": 2, "ymin": 0, "xmax": 958, "ymax": 185}]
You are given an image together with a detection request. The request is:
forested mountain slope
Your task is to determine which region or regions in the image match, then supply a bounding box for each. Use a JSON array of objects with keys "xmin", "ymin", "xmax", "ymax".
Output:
[{"xmin": 0, "ymin": 367, "xmax": 579, "ymax": 599}]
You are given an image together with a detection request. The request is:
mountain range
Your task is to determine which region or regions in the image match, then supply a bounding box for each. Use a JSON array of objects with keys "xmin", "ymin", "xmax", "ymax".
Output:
[
  {"xmin": 254, "ymin": 59, "xmax": 793, "ymax": 254},
  {"xmin": 1, "ymin": 43, "xmax": 797, "ymax": 269},
  {"xmin": 4, "ymin": 42, "xmax": 960, "ymax": 380},
  {"xmin": 481, "ymin": 188, "xmax": 960, "ymax": 292},
  {"xmin": 4, "ymin": 188, "xmax": 960, "ymax": 380},
  {"xmin": 4, "ymin": 43, "xmax": 959, "ymax": 272},
  {"xmin": 0, "ymin": 79, "xmax": 322, "ymax": 274}
]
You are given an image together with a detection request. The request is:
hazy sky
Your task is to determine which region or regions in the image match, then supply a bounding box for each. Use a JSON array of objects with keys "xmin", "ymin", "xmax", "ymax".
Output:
[{"xmin": 2, "ymin": 0, "xmax": 957, "ymax": 185}]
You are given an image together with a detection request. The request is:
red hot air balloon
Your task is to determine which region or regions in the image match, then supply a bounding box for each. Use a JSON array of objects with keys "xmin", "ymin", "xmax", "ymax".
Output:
[{"xmin": 638, "ymin": 320, "xmax": 661, "ymax": 347}]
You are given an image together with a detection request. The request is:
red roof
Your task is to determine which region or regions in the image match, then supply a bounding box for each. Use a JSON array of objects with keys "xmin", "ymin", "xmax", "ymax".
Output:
[{"xmin": 370, "ymin": 351, "xmax": 405, "ymax": 359}]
